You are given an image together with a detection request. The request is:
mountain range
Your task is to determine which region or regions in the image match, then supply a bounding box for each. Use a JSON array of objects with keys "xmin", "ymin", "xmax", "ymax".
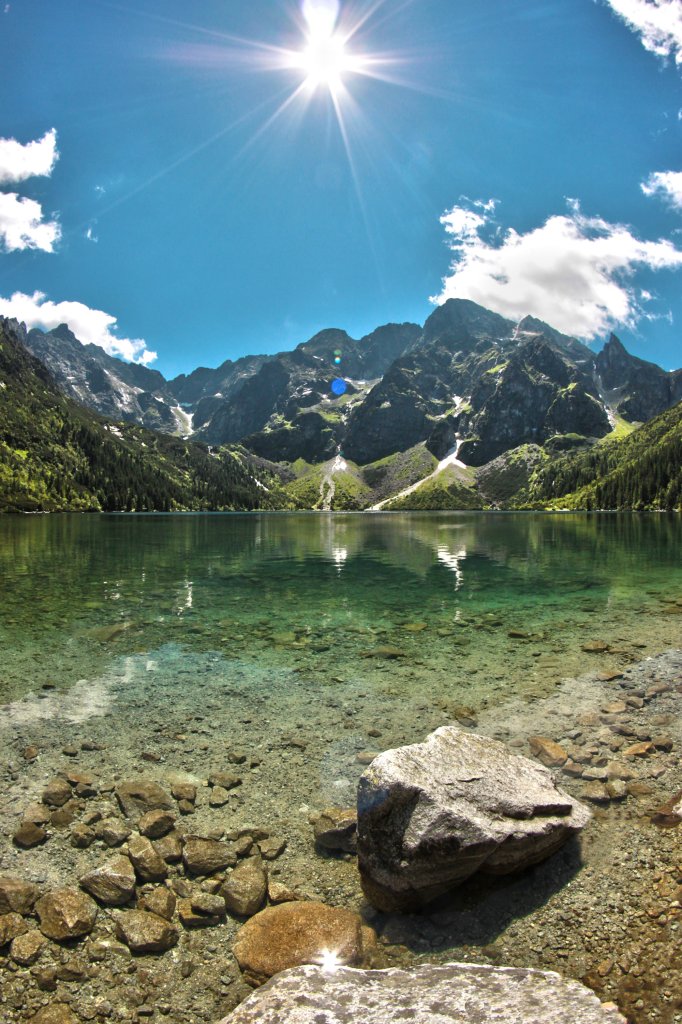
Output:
[{"xmin": 1, "ymin": 298, "xmax": 680, "ymax": 512}]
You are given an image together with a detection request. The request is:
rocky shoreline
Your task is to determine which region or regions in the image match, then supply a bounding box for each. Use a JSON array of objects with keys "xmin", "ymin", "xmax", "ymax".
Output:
[{"xmin": 0, "ymin": 648, "xmax": 680, "ymax": 1023}]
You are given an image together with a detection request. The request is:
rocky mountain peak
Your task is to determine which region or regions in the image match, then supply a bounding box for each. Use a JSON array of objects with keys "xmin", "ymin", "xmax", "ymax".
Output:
[{"xmin": 423, "ymin": 298, "xmax": 515, "ymax": 351}]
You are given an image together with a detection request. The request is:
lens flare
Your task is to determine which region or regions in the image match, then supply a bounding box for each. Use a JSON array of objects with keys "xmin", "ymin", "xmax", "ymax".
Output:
[
  {"xmin": 318, "ymin": 948, "xmax": 342, "ymax": 973},
  {"xmin": 331, "ymin": 378, "xmax": 347, "ymax": 395}
]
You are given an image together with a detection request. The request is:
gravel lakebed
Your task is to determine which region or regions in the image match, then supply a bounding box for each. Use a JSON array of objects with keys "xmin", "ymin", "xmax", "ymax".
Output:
[{"xmin": 0, "ymin": 638, "xmax": 680, "ymax": 1024}]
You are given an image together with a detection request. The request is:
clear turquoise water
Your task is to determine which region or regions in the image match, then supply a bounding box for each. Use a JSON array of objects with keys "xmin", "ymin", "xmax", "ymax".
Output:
[{"xmin": 0, "ymin": 512, "xmax": 680, "ymax": 713}]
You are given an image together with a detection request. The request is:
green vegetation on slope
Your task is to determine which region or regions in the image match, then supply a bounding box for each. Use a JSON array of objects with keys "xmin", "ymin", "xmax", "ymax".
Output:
[
  {"xmin": 475, "ymin": 444, "xmax": 549, "ymax": 506},
  {"xmin": 361, "ymin": 444, "xmax": 437, "ymax": 502},
  {"xmin": 0, "ymin": 321, "xmax": 287, "ymax": 513},
  {"xmin": 522, "ymin": 401, "xmax": 682, "ymax": 511},
  {"xmin": 285, "ymin": 459, "xmax": 372, "ymax": 510},
  {"xmin": 385, "ymin": 465, "xmax": 482, "ymax": 511}
]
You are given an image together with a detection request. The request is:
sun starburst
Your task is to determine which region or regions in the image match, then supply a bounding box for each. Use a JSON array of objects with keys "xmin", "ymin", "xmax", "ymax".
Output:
[{"xmin": 284, "ymin": 0, "xmax": 369, "ymax": 96}]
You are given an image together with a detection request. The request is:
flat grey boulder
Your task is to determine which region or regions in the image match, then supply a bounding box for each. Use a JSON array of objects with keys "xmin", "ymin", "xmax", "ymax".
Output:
[
  {"xmin": 218, "ymin": 962, "xmax": 626, "ymax": 1023},
  {"xmin": 358, "ymin": 726, "xmax": 591, "ymax": 911}
]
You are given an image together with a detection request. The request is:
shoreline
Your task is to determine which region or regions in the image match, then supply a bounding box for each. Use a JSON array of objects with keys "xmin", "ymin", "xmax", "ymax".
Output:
[{"xmin": 0, "ymin": 647, "xmax": 680, "ymax": 1022}]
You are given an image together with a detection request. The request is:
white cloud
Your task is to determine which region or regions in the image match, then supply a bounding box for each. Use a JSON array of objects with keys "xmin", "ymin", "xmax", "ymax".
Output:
[
  {"xmin": 0, "ymin": 129, "xmax": 59, "ymax": 185},
  {"xmin": 0, "ymin": 130, "xmax": 60, "ymax": 252},
  {"xmin": 432, "ymin": 199, "xmax": 682, "ymax": 339},
  {"xmin": 0, "ymin": 192, "xmax": 61, "ymax": 252},
  {"xmin": 641, "ymin": 169, "xmax": 682, "ymax": 208},
  {"xmin": 602, "ymin": 0, "xmax": 682, "ymax": 65},
  {"xmin": 0, "ymin": 291, "xmax": 157, "ymax": 364}
]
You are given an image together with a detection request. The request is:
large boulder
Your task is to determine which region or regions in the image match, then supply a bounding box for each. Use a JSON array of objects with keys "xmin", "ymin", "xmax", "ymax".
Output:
[
  {"xmin": 218, "ymin": 962, "xmax": 626, "ymax": 1023},
  {"xmin": 357, "ymin": 726, "xmax": 591, "ymax": 912},
  {"xmin": 232, "ymin": 901, "xmax": 372, "ymax": 986}
]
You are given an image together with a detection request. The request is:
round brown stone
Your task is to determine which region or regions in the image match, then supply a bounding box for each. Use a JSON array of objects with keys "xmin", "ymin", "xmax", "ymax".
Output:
[{"xmin": 233, "ymin": 901, "xmax": 369, "ymax": 986}]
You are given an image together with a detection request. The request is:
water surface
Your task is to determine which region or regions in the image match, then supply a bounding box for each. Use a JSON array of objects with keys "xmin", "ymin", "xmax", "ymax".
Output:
[{"xmin": 1, "ymin": 512, "xmax": 680, "ymax": 714}]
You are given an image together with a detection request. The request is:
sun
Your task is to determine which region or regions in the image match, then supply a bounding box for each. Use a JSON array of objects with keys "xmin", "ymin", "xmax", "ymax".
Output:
[
  {"xmin": 289, "ymin": 2, "xmax": 365, "ymax": 95},
  {"xmin": 296, "ymin": 32, "xmax": 353, "ymax": 92}
]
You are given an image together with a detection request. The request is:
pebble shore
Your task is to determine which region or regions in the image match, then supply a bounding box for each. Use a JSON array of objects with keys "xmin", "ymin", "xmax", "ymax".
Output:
[{"xmin": 0, "ymin": 646, "xmax": 680, "ymax": 1024}]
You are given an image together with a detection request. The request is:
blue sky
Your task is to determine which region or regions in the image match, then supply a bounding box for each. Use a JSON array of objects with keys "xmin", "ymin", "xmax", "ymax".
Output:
[{"xmin": 0, "ymin": 0, "xmax": 680, "ymax": 377}]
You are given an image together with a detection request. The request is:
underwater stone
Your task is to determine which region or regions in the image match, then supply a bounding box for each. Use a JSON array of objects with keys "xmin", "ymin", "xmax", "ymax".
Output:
[
  {"xmin": 35, "ymin": 888, "xmax": 98, "ymax": 942},
  {"xmin": 80, "ymin": 855, "xmax": 136, "ymax": 906},
  {"xmin": 233, "ymin": 901, "xmax": 369, "ymax": 987},
  {"xmin": 221, "ymin": 857, "xmax": 267, "ymax": 917},
  {"xmin": 115, "ymin": 910, "xmax": 178, "ymax": 953},
  {"xmin": 115, "ymin": 779, "xmax": 174, "ymax": 820}
]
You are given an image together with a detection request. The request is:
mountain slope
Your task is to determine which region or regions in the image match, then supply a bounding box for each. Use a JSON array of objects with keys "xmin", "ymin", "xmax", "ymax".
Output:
[
  {"xmin": 0, "ymin": 318, "xmax": 286, "ymax": 513},
  {"xmin": 595, "ymin": 335, "xmax": 682, "ymax": 421},
  {"xmin": 521, "ymin": 401, "xmax": 682, "ymax": 511},
  {"xmin": 17, "ymin": 301, "xmax": 682, "ymax": 510},
  {"xmin": 25, "ymin": 324, "xmax": 183, "ymax": 433}
]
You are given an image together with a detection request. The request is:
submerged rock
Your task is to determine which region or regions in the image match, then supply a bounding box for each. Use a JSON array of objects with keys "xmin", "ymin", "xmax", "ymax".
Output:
[
  {"xmin": 115, "ymin": 779, "xmax": 173, "ymax": 820},
  {"xmin": 0, "ymin": 876, "xmax": 40, "ymax": 915},
  {"xmin": 218, "ymin": 962, "xmax": 627, "ymax": 1023},
  {"xmin": 183, "ymin": 836, "xmax": 237, "ymax": 875},
  {"xmin": 79, "ymin": 855, "xmax": 136, "ymax": 906},
  {"xmin": 10, "ymin": 929, "xmax": 47, "ymax": 965},
  {"xmin": 28, "ymin": 1005, "xmax": 78, "ymax": 1024},
  {"xmin": 221, "ymin": 857, "xmax": 267, "ymax": 917},
  {"xmin": 232, "ymin": 901, "xmax": 370, "ymax": 987},
  {"xmin": 357, "ymin": 726, "xmax": 591, "ymax": 912},
  {"xmin": 35, "ymin": 888, "xmax": 98, "ymax": 942},
  {"xmin": 528, "ymin": 736, "xmax": 568, "ymax": 768},
  {"xmin": 651, "ymin": 790, "xmax": 682, "ymax": 827},
  {"xmin": 127, "ymin": 834, "xmax": 169, "ymax": 882},
  {"xmin": 13, "ymin": 820, "xmax": 48, "ymax": 849},
  {"xmin": 115, "ymin": 909, "xmax": 178, "ymax": 953},
  {"xmin": 0, "ymin": 912, "xmax": 28, "ymax": 947},
  {"xmin": 311, "ymin": 807, "xmax": 358, "ymax": 853}
]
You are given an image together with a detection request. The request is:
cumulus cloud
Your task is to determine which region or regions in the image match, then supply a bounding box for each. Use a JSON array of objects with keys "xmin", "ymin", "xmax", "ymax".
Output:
[
  {"xmin": 0, "ymin": 291, "xmax": 157, "ymax": 364},
  {"xmin": 0, "ymin": 129, "xmax": 61, "ymax": 252},
  {"xmin": 641, "ymin": 169, "xmax": 682, "ymax": 208},
  {"xmin": 602, "ymin": 0, "xmax": 682, "ymax": 65},
  {"xmin": 0, "ymin": 192, "xmax": 61, "ymax": 252},
  {"xmin": 431, "ymin": 199, "xmax": 682, "ymax": 339},
  {"xmin": 0, "ymin": 128, "xmax": 59, "ymax": 185}
]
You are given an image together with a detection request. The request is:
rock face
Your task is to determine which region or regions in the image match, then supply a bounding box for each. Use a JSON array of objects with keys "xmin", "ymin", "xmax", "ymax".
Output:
[
  {"xmin": 357, "ymin": 726, "xmax": 591, "ymax": 912},
  {"xmin": 218, "ymin": 962, "xmax": 627, "ymax": 1023},
  {"xmin": 233, "ymin": 901, "xmax": 370, "ymax": 986},
  {"xmin": 35, "ymin": 888, "xmax": 98, "ymax": 941}
]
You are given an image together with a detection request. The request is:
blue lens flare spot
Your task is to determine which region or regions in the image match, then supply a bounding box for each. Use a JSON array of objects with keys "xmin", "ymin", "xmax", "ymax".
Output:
[
  {"xmin": 331, "ymin": 378, "xmax": 347, "ymax": 396},
  {"xmin": 334, "ymin": 356, "xmax": 342, "ymax": 365}
]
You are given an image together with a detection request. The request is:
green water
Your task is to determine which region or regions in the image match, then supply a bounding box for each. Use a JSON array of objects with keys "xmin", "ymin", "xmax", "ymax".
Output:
[{"xmin": 1, "ymin": 512, "xmax": 681, "ymax": 713}]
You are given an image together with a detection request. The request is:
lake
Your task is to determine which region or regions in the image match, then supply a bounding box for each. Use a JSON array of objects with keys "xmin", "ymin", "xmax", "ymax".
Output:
[
  {"xmin": 1, "ymin": 511, "xmax": 680, "ymax": 709},
  {"xmin": 1, "ymin": 512, "xmax": 681, "ymax": 1023}
]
